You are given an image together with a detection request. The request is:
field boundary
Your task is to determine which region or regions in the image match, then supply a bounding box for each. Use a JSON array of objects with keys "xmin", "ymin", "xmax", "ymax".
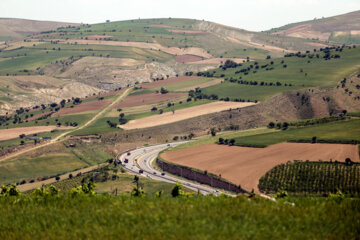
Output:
[{"xmin": 156, "ymin": 155, "xmax": 247, "ymax": 194}]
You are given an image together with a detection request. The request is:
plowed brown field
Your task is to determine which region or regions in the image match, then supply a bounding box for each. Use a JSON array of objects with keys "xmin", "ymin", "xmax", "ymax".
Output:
[
  {"xmin": 112, "ymin": 92, "xmax": 186, "ymax": 109},
  {"xmin": 161, "ymin": 143, "xmax": 359, "ymax": 192},
  {"xmin": 0, "ymin": 126, "xmax": 73, "ymax": 141},
  {"xmin": 53, "ymin": 99, "xmax": 112, "ymax": 117},
  {"xmin": 121, "ymin": 101, "xmax": 255, "ymax": 130}
]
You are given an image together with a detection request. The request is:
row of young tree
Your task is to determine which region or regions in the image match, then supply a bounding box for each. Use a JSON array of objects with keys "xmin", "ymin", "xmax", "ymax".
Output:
[
  {"xmin": 188, "ymin": 88, "xmax": 257, "ymax": 103},
  {"xmin": 259, "ymin": 161, "xmax": 360, "ymax": 196},
  {"xmin": 267, "ymin": 115, "xmax": 348, "ymax": 130}
]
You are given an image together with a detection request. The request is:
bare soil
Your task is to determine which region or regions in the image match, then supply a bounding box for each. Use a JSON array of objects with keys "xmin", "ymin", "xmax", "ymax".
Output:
[
  {"xmin": 121, "ymin": 101, "xmax": 256, "ymax": 130},
  {"xmin": 273, "ymin": 24, "xmax": 331, "ymax": 41},
  {"xmin": 0, "ymin": 126, "xmax": 73, "ymax": 141},
  {"xmin": 148, "ymin": 24, "xmax": 172, "ymax": 28},
  {"xmin": 175, "ymin": 55, "xmax": 204, "ymax": 63},
  {"xmin": 53, "ymin": 99, "xmax": 112, "ymax": 117},
  {"xmin": 112, "ymin": 92, "xmax": 186, "ymax": 109},
  {"xmin": 161, "ymin": 143, "xmax": 359, "ymax": 192}
]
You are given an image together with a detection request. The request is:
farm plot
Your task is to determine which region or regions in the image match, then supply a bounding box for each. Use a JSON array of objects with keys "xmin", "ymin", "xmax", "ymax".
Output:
[
  {"xmin": 53, "ymin": 99, "xmax": 113, "ymax": 117},
  {"xmin": 139, "ymin": 76, "xmax": 199, "ymax": 89},
  {"xmin": 190, "ymin": 58, "xmax": 247, "ymax": 65},
  {"xmin": 0, "ymin": 126, "xmax": 73, "ymax": 142},
  {"xmin": 175, "ymin": 55, "xmax": 204, "ymax": 63},
  {"xmin": 161, "ymin": 143, "xmax": 359, "ymax": 192},
  {"xmin": 55, "ymin": 39, "xmax": 212, "ymax": 58},
  {"xmin": 111, "ymin": 92, "xmax": 186, "ymax": 109},
  {"xmin": 120, "ymin": 101, "xmax": 255, "ymax": 130}
]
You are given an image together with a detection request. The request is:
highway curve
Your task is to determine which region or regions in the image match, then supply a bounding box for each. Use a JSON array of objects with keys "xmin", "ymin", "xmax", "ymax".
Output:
[{"xmin": 117, "ymin": 142, "xmax": 232, "ymax": 196}]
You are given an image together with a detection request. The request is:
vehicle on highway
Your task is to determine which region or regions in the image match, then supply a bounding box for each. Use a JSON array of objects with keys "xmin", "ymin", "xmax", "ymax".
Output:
[
  {"xmin": 153, "ymin": 172, "xmax": 157, "ymax": 175},
  {"xmin": 127, "ymin": 152, "xmax": 131, "ymax": 156},
  {"xmin": 124, "ymin": 158, "xmax": 129, "ymax": 163},
  {"xmin": 139, "ymin": 169, "xmax": 144, "ymax": 174},
  {"xmin": 161, "ymin": 173, "xmax": 165, "ymax": 176}
]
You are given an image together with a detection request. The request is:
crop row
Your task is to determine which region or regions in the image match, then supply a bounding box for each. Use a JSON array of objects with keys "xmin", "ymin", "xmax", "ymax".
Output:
[{"xmin": 259, "ymin": 161, "xmax": 360, "ymax": 196}]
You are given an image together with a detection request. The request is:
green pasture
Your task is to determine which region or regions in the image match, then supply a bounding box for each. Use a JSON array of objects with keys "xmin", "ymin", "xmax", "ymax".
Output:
[{"xmin": 230, "ymin": 119, "xmax": 360, "ymax": 147}]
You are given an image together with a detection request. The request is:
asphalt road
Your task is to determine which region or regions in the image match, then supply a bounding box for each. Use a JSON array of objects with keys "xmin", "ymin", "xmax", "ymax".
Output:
[{"xmin": 117, "ymin": 142, "xmax": 232, "ymax": 196}]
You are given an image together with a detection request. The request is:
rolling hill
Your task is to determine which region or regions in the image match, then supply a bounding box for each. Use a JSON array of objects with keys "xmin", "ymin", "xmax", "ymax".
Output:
[
  {"xmin": 268, "ymin": 10, "xmax": 360, "ymax": 44},
  {"xmin": 0, "ymin": 18, "xmax": 79, "ymax": 42}
]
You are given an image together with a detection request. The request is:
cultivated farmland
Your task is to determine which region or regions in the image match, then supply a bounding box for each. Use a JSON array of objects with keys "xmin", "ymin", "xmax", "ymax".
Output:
[
  {"xmin": 121, "ymin": 101, "xmax": 255, "ymax": 130},
  {"xmin": 161, "ymin": 143, "xmax": 358, "ymax": 192}
]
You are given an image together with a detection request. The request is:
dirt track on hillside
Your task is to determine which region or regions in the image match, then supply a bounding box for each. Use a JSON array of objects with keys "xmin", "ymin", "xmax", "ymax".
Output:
[
  {"xmin": 161, "ymin": 143, "xmax": 359, "ymax": 192},
  {"xmin": 168, "ymin": 29, "xmax": 210, "ymax": 34},
  {"xmin": 0, "ymin": 126, "xmax": 73, "ymax": 141},
  {"xmin": 179, "ymin": 79, "xmax": 223, "ymax": 91},
  {"xmin": 121, "ymin": 101, "xmax": 255, "ymax": 130},
  {"xmin": 175, "ymin": 55, "xmax": 204, "ymax": 63},
  {"xmin": 190, "ymin": 58, "xmax": 246, "ymax": 65}
]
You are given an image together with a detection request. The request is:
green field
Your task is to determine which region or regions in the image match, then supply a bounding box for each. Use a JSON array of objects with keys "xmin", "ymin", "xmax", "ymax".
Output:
[
  {"xmin": 203, "ymin": 81, "xmax": 296, "ymax": 101},
  {"xmin": 201, "ymin": 46, "xmax": 360, "ymax": 101},
  {"xmin": 227, "ymin": 119, "xmax": 360, "ymax": 147},
  {"xmin": 0, "ymin": 113, "xmax": 93, "ymax": 130},
  {"xmin": 145, "ymin": 77, "xmax": 217, "ymax": 92},
  {"xmin": 0, "ymin": 142, "xmax": 111, "ymax": 185},
  {"xmin": 124, "ymin": 98, "xmax": 214, "ymax": 121},
  {"xmin": 0, "ymin": 193, "xmax": 358, "ymax": 239},
  {"xmin": 168, "ymin": 127, "xmax": 277, "ymax": 152},
  {"xmin": 69, "ymin": 116, "xmax": 122, "ymax": 135}
]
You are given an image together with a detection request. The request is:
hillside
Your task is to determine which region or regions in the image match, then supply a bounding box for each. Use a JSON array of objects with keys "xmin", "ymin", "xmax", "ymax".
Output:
[
  {"xmin": 0, "ymin": 18, "xmax": 79, "ymax": 42},
  {"xmin": 268, "ymin": 10, "xmax": 360, "ymax": 44}
]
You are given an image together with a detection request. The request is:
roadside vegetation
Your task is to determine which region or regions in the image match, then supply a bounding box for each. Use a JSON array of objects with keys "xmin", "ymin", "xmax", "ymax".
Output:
[{"xmin": 0, "ymin": 183, "xmax": 358, "ymax": 239}]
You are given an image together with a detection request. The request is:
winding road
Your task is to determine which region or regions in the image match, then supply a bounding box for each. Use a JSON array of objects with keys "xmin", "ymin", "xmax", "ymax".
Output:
[{"xmin": 117, "ymin": 142, "xmax": 233, "ymax": 196}]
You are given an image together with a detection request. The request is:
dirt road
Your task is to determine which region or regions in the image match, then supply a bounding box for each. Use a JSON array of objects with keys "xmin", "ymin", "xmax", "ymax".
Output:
[{"xmin": 0, "ymin": 88, "xmax": 132, "ymax": 162}]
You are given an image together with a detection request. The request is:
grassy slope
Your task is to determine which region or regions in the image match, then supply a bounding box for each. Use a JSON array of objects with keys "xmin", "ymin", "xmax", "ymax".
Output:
[
  {"xmin": 0, "ymin": 44, "xmax": 173, "ymax": 75},
  {"xmin": 0, "ymin": 195, "xmax": 358, "ymax": 239},
  {"xmin": 169, "ymin": 127, "xmax": 277, "ymax": 151},
  {"xmin": 30, "ymin": 18, "xmax": 317, "ymax": 59},
  {"xmin": 231, "ymin": 119, "xmax": 360, "ymax": 147},
  {"xmin": 266, "ymin": 10, "xmax": 360, "ymax": 44},
  {"xmin": 44, "ymin": 172, "xmax": 186, "ymax": 197},
  {"xmin": 0, "ymin": 142, "xmax": 111, "ymax": 185},
  {"xmin": 202, "ymin": 46, "xmax": 360, "ymax": 101}
]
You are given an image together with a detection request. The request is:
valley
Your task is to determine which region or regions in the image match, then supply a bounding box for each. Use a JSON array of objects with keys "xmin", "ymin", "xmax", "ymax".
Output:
[{"xmin": 0, "ymin": 8, "xmax": 359, "ymax": 239}]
